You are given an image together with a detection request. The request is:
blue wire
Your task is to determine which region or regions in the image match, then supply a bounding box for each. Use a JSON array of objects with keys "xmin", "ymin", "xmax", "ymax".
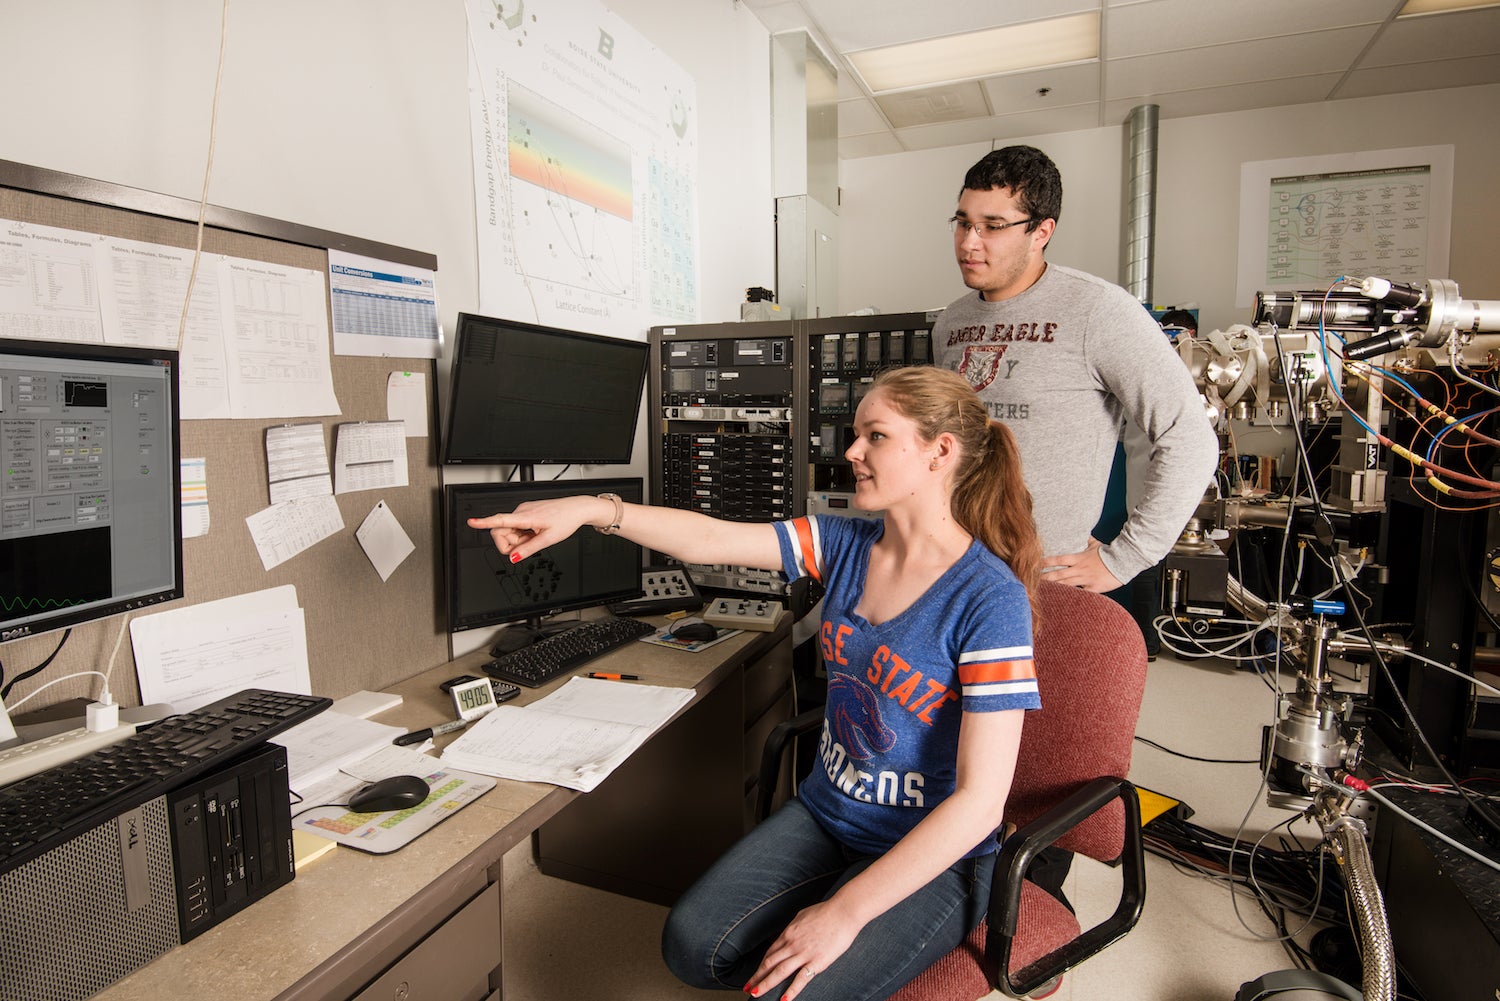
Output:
[
  {"xmin": 1364, "ymin": 364, "xmax": 1422, "ymax": 400},
  {"xmin": 1425, "ymin": 404, "xmax": 1500, "ymax": 462},
  {"xmin": 1314, "ymin": 278, "xmax": 1378, "ymax": 438}
]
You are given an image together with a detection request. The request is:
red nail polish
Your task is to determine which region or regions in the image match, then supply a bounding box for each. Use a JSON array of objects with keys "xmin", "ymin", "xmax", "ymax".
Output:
[{"xmin": 510, "ymin": 551, "xmax": 522, "ymax": 563}]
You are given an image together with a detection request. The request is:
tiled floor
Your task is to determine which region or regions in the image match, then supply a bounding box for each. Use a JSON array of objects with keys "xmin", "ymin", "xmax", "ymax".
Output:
[{"xmin": 501, "ymin": 651, "xmax": 1331, "ymax": 1000}]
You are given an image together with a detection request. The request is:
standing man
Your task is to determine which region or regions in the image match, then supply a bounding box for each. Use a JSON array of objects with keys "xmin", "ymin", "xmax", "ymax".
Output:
[{"xmin": 933, "ymin": 145, "xmax": 1217, "ymax": 597}]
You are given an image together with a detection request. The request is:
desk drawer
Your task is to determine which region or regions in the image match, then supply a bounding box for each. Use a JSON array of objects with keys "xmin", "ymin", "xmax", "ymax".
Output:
[
  {"xmin": 743, "ymin": 636, "xmax": 792, "ymax": 720},
  {"xmin": 352, "ymin": 881, "xmax": 499, "ymax": 1001}
]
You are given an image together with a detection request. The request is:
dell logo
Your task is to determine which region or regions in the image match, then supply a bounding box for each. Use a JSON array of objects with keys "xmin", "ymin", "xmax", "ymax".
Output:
[{"xmin": 1, "ymin": 625, "xmax": 33, "ymax": 642}]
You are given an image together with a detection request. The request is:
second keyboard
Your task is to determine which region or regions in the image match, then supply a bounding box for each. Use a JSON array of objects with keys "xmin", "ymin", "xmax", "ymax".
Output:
[{"xmin": 484, "ymin": 616, "xmax": 656, "ymax": 687}]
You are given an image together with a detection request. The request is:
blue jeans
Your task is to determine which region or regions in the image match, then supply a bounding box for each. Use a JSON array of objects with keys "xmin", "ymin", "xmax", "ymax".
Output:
[{"xmin": 661, "ymin": 798, "xmax": 995, "ymax": 1001}]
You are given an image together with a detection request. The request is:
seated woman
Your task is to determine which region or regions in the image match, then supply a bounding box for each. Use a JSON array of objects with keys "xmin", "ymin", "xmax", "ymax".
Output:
[{"xmin": 469, "ymin": 365, "xmax": 1042, "ymax": 1001}]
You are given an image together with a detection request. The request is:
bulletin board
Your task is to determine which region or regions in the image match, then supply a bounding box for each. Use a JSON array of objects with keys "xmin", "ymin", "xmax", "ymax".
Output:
[{"xmin": 0, "ymin": 159, "xmax": 450, "ymax": 712}]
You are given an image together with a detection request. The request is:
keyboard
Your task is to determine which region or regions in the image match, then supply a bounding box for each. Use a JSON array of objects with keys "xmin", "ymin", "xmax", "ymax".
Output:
[
  {"xmin": 0, "ymin": 688, "xmax": 330, "ymax": 876},
  {"xmin": 484, "ymin": 615, "xmax": 657, "ymax": 687}
]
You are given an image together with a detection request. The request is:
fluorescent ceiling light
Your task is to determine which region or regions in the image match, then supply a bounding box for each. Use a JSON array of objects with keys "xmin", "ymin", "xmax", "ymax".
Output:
[
  {"xmin": 849, "ymin": 13, "xmax": 1099, "ymax": 93},
  {"xmin": 1399, "ymin": 0, "xmax": 1500, "ymax": 14}
]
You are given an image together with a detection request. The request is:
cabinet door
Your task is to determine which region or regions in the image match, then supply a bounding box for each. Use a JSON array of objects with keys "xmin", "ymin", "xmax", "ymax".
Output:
[{"xmin": 351, "ymin": 882, "xmax": 500, "ymax": 1001}]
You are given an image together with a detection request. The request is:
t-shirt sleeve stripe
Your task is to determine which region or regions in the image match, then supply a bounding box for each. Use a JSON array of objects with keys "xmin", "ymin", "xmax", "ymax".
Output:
[
  {"xmin": 958, "ymin": 656, "xmax": 1036, "ymax": 685},
  {"xmin": 793, "ymin": 517, "xmax": 823, "ymax": 584},
  {"xmin": 958, "ymin": 645, "xmax": 1033, "ymax": 664}
]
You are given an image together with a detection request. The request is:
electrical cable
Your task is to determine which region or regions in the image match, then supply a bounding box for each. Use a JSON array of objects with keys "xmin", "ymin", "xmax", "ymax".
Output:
[
  {"xmin": 0, "ymin": 629, "xmax": 72, "ymax": 702},
  {"xmin": 177, "ymin": 0, "xmax": 230, "ymax": 356},
  {"xmin": 1215, "ymin": 316, "xmax": 1341, "ymax": 948},
  {"xmin": 1365, "ymin": 640, "xmax": 1500, "ymax": 697},
  {"xmin": 4, "ymin": 671, "xmax": 111, "ymax": 713},
  {"xmin": 1133, "ymin": 734, "xmax": 1259, "ymax": 764},
  {"xmin": 1329, "ymin": 773, "xmax": 1500, "ymax": 875}
]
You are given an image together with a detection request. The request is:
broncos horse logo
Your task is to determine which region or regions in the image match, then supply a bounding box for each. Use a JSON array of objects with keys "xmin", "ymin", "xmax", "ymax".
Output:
[
  {"xmin": 958, "ymin": 344, "xmax": 1008, "ymax": 392},
  {"xmin": 827, "ymin": 671, "xmax": 897, "ymax": 761}
]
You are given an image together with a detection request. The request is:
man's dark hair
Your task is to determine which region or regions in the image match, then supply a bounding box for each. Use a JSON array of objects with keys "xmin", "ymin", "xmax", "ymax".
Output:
[
  {"xmin": 961, "ymin": 145, "xmax": 1062, "ymax": 232},
  {"xmin": 1158, "ymin": 308, "xmax": 1198, "ymax": 332}
]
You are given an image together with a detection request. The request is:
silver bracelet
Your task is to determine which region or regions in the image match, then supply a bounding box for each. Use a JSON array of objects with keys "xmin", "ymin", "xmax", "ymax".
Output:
[{"xmin": 594, "ymin": 492, "xmax": 623, "ymax": 535}]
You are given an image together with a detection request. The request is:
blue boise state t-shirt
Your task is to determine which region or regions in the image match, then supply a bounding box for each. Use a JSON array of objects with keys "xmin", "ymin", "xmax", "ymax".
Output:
[{"xmin": 775, "ymin": 515, "xmax": 1040, "ymax": 858}]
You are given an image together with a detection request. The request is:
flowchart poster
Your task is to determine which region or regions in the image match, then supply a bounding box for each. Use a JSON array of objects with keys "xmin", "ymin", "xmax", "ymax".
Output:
[
  {"xmin": 466, "ymin": 0, "xmax": 699, "ymax": 332},
  {"xmin": 1235, "ymin": 145, "xmax": 1453, "ymax": 307},
  {"xmin": 1265, "ymin": 165, "xmax": 1432, "ymax": 287}
]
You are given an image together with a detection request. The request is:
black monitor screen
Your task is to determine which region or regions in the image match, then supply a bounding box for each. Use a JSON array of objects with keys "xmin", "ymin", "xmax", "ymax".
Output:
[
  {"xmin": 1, "ymin": 338, "xmax": 184, "ymax": 643},
  {"xmin": 444, "ymin": 477, "xmax": 643, "ymax": 632},
  {"xmin": 442, "ymin": 313, "xmax": 650, "ymax": 466}
]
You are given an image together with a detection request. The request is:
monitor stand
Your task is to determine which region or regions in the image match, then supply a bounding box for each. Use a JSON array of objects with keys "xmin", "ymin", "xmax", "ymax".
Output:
[{"xmin": 489, "ymin": 615, "xmax": 577, "ymax": 657}]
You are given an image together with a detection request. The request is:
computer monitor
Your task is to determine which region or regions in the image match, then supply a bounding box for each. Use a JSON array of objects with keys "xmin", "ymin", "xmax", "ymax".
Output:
[
  {"xmin": 442, "ymin": 313, "xmax": 650, "ymax": 468},
  {"xmin": 444, "ymin": 477, "xmax": 643, "ymax": 640},
  {"xmin": 0, "ymin": 338, "xmax": 184, "ymax": 643}
]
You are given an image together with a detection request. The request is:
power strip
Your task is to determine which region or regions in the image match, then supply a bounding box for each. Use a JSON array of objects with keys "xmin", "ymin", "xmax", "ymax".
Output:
[
  {"xmin": 0, "ymin": 722, "xmax": 138, "ymax": 787},
  {"xmin": 702, "ymin": 596, "xmax": 786, "ymax": 632}
]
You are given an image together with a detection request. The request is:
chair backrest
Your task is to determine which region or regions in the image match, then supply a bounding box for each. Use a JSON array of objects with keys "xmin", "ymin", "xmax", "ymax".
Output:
[{"xmin": 1003, "ymin": 581, "xmax": 1148, "ymax": 861}]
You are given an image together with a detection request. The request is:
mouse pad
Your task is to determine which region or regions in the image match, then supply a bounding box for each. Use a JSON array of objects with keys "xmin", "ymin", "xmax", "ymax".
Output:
[
  {"xmin": 638, "ymin": 625, "xmax": 741, "ymax": 653},
  {"xmin": 291, "ymin": 746, "xmax": 496, "ymax": 855}
]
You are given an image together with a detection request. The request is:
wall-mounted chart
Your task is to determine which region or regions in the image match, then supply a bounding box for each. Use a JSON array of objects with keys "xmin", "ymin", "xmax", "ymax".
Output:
[
  {"xmin": 466, "ymin": 0, "xmax": 699, "ymax": 333},
  {"xmin": 1235, "ymin": 145, "xmax": 1453, "ymax": 307}
]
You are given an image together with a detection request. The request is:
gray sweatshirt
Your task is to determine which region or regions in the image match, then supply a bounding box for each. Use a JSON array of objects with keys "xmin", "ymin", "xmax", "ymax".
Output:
[{"xmin": 932, "ymin": 263, "xmax": 1219, "ymax": 584}]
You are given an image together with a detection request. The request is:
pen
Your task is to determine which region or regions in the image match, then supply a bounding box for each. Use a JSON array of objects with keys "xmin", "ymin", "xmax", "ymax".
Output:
[
  {"xmin": 393, "ymin": 717, "xmax": 472, "ymax": 746},
  {"xmin": 586, "ymin": 672, "xmax": 641, "ymax": 681}
]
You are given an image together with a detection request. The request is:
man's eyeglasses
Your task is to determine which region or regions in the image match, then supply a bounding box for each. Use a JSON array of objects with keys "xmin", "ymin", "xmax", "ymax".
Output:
[{"xmin": 949, "ymin": 215, "xmax": 1033, "ymax": 238}]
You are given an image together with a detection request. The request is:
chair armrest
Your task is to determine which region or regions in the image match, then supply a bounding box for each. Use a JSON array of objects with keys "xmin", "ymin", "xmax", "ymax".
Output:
[
  {"xmin": 985, "ymin": 776, "xmax": 1146, "ymax": 998},
  {"xmin": 755, "ymin": 706, "xmax": 824, "ymax": 821}
]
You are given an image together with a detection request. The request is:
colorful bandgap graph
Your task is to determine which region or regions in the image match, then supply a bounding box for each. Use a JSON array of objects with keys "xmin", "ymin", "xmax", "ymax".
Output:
[{"xmin": 507, "ymin": 82, "xmax": 632, "ymax": 222}]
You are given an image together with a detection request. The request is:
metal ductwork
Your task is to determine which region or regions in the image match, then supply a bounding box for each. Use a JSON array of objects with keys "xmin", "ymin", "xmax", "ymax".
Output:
[{"xmin": 1123, "ymin": 104, "xmax": 1159, "ymax": 305}]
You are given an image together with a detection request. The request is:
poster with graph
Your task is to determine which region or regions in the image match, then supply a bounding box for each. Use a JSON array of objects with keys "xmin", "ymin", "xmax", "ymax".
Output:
[{"xmin": 466, "ymin": 0, "xmax": 699, "ymax": 334}]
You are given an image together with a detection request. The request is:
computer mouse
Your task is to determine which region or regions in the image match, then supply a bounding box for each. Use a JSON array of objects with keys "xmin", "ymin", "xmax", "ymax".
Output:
[
  {"xmin": 348, "ymin": 774, "xmax": 430, "ymax": 813},
  {"xmin": 672, "ymin": 621, "xmax": 718, "ymax": 642}
]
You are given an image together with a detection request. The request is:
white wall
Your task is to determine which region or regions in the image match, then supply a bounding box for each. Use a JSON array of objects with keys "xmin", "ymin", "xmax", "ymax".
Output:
[
  {"xmin": 837, "ymin": 83, "xmax": 1500, "ymax": 334},
  {"xmin": 0, "ymin": 0, "xmax": 772, "ymax": 331}
]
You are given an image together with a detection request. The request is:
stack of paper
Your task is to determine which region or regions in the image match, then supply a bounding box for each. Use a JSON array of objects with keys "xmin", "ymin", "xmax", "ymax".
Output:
[
  {"xmin": 442, "ymin": 677, "xmax": 695, "ymax": 792},
  {"xmin": 275, "ymin": 709, "xmax": 407, "ymax": 794}
]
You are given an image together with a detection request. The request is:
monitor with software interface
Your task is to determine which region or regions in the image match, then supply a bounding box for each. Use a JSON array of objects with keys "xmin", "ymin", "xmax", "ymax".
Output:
[
  {"xmin": 444, "ymin": 477, "xmax": 643, "ymax": 634},
  {"xmin": 0, "ymin": 338, "xmax": 184, "ymax": 643},
  {"xmin": 442, "ymin": 313, "xmax": 650, "ymax": 467}
]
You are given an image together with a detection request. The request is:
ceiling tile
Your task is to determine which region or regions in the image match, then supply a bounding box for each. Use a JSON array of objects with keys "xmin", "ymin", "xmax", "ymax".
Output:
[
  {"xmin": 1102, "ymin": 72, "xmax": 1347, "ymax": 122},
  {"xmin": 1106, "ymin": 0, "xmax": 1391, "ymax": 58},
  {"xmin": 1361, "ymin": 7, "xmax": 1500, "ymax": 65},
  {"xmin": 1106, "ymin": 27, "xmax": 1376, "ymax": 97},
  {"xmin": 875, "ymin": 82, "xmax": 991, "ymax": 130},
  {"xmin": 981, "ymin": 63, "xmax": 1101, "ymax": 114},
  {"xmin": 896, "ymin": 104, "xmax": 1104, "ymax": 152},
  {"xmin": 1336, "ymin": 52, "xmax": 1500, "ymax": 97},
  {"xmin": 838, "ymin": 97, "xmax": 889, "ymax": 136},
  {"xmin": 800, "ymin": 0, "xmax": 1095, "ymax": 52}
]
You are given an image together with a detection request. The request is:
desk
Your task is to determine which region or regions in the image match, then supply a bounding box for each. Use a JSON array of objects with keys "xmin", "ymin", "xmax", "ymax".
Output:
[{"xmin": 92, "ymin": 618, "xmax": 792, "ymax": 1001}]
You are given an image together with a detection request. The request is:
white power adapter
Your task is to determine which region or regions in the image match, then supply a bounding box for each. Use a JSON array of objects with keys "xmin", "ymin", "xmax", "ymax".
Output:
[{"xmin": 86, "ymin": 699, "xmax": 121, "ymax": 733}]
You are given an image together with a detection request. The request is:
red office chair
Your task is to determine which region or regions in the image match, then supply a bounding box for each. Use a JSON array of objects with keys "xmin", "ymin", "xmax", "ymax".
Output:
[{"xmin": 757, "ymin": 581, "xmax": 1149, "ymax": 999}]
